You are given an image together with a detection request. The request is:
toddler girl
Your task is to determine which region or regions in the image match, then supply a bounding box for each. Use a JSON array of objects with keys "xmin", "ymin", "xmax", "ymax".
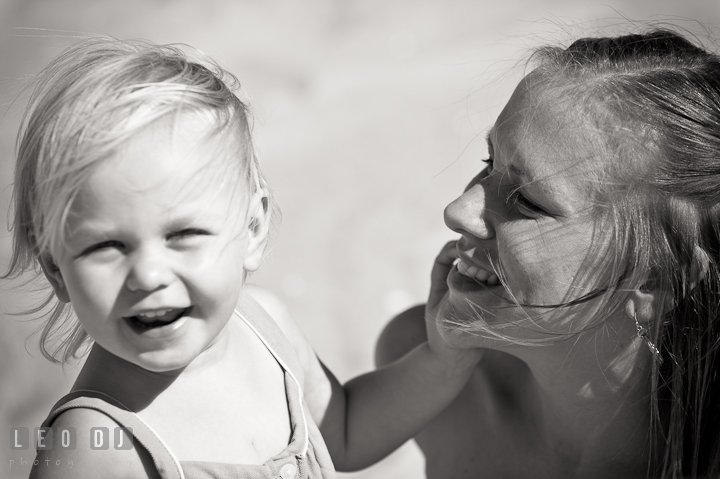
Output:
[{"xmin": 5, "ymin": 36, "xmax": 482, "ymax": 479}]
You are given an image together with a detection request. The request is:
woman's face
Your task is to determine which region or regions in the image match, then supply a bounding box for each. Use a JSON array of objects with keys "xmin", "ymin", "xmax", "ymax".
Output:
[{"xmin": 439, "ymin": 75, "xmax": 614, "ymax": 347}]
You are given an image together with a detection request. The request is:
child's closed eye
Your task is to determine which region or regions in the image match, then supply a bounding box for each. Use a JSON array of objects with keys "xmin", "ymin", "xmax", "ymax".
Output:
[
  {"xmin": 80, "ymin": 240, "xmax": 124, "ymax": 256},
  {"xmin": 167, "ymin": 228, "xmax": 212, "ymax": 242}
]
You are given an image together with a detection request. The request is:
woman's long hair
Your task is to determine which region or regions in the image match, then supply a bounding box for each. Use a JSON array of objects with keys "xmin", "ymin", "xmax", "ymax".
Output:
[{"xmin": 531, "ymin": 29, "xmax": 720, "ymax": 478}]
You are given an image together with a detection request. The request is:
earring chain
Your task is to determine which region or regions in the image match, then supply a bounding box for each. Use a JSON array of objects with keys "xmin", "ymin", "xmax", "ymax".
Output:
[{"xmin": 634, "ymin": 312, "xmax": 663, "ymax": 365}]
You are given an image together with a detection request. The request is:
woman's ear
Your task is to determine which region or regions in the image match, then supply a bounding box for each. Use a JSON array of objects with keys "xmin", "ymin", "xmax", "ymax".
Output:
[
  {"xmin": 242, "ymin": 190, "xmax": 271, "ymax": 273},
  {"xmin": 689, "ymin": 246, "xmax": 710, "ymax": 290},
  {"xmin": 625, "ymin": 286, "xmax": 674, "ymax": 326},
  {"xmin": 628, "ymin": 246, "xmax": 709, "ymax": 324},
  {"xmin": 38, "ymin": 254, "xmax": 71, "ymax": 303}
]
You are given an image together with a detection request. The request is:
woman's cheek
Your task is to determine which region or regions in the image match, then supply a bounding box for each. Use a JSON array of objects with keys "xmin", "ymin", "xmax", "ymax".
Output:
[{"xmin": 498, "ymin": 239, "xmax": 545, "ymax": 303}]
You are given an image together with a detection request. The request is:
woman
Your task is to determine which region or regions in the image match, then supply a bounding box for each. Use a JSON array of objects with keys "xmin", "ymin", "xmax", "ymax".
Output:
[{"xmin": 377, "ymin": 29, "xmax": 720, "ymax": 478}]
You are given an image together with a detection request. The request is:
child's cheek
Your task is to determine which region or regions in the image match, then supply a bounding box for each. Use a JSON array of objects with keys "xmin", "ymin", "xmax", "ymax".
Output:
[
  {"xmin": 185, "ymin": 239, "xmax": 246, "ymax": 295},
  {"xmin": 62, "ymin": 258, "xmax": 119, "ymax": 307}
]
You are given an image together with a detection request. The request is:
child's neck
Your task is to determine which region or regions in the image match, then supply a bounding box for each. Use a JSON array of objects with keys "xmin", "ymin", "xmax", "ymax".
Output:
[
  {"xmin": 72, "ymin": 345, "xmax": 183, "ymax": 412},
  {"xmin": 72, "ymin": 327, "xmax": 232, "ymax": 412}
]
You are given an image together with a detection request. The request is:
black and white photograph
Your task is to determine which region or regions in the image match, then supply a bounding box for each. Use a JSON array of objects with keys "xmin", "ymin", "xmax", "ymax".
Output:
[{"xmin": 2, "ymin": 1, "xmax": 720, "ymax": 478}]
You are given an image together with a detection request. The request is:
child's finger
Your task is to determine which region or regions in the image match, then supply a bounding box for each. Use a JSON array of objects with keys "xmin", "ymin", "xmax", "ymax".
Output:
[
  {"xmin": 434, "ymin": 240, "xmax": 458, "ymax": 267},
  {"xmin": 428, "ymin": 241, "xmax": 458, "ymax": 308},
  {"xmin": 430, "ymin": 240, "xmax": 458, "ymax": 282}
]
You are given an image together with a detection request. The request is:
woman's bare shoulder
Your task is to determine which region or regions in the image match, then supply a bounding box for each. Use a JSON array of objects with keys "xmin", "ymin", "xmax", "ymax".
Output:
[
  {"xmin": 30, "ymin": 408, "xmax": 159, "ymax": 479},
  {"xmin": 375, "ymin": 304, "xmax": 428, "ymax": 367}
]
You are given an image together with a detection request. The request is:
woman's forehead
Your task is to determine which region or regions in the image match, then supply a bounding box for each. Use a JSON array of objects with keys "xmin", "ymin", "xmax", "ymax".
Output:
[{"xmin": 490, "ymin": 75, "xmax": 613, "ymax": 185}]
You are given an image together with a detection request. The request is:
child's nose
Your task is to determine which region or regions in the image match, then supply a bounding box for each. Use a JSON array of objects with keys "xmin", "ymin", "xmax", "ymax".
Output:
[
  {"xmin": 125, "ymin": 249, "xmax": 174, "ymax": 292},
  {"xmin": 444, "ymin": 183, "xmax": 497, "ymax": 240}
]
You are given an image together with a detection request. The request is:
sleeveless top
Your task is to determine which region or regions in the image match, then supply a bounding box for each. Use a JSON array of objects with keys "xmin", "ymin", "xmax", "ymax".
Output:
[{"xmin": 41, "ymin": 295, "xmax": 337, "ymax": 479}]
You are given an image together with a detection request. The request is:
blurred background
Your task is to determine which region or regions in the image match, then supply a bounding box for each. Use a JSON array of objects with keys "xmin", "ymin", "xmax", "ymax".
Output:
[{"xmin": 0, "ymin": 1, "xmax": 718, "ymax": 478}]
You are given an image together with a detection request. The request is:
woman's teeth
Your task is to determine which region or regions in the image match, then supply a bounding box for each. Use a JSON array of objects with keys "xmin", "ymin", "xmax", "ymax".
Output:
[{"xmin": 457, "ymin": 259, "xmax": 499, "ymax": 285}]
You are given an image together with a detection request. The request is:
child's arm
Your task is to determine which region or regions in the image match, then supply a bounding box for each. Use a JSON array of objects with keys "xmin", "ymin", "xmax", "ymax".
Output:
[{"xmin": 250, "ymin": 241, "xmax": 484, "ymax": 471}]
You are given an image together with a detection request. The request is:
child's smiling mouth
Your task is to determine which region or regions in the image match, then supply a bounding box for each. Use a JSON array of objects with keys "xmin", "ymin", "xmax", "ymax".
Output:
[{"xmin": 125, "ymin": 306, "xmax": 193, "ymax": 331}]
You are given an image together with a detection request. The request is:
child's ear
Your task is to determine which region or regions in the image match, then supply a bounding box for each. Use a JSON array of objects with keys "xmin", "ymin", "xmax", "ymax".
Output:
[
  {"xmin": 243, "ymin": 190, "xmax": 271, "ymax": 273},
  {"xmin": 38, "ymin": 254, "xmax": 71, "ymax": 303}
]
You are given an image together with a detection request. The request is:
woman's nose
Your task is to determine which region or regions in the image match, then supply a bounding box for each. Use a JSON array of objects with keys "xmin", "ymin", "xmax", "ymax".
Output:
[
  {"xmin": 444, "ymin": 184, "xmax": 496, "ymax": 239},
  {"xmin": 125, "ymin": 248, "xmax": 174, "ymax": 292}
]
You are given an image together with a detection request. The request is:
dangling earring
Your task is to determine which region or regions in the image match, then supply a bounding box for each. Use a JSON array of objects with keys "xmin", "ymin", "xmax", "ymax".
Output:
[{"xmin": 634, "ymin": 312, "xmax": 663, "ymax": 364}]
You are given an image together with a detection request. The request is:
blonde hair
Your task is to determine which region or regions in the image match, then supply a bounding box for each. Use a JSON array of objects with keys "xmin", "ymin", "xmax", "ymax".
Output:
[{"xmin": 3, "ymin": 35, "xmax": 275, "ymax": 363}]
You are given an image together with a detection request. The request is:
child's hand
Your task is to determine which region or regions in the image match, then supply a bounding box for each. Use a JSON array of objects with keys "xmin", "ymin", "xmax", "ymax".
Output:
[
  {"xmin": 319, "ymin": 241, "xmax": 484, "ymax": 470},
  {"xmin": 425, "ymin": 241, "xmax": 485, "ymax": 370}
]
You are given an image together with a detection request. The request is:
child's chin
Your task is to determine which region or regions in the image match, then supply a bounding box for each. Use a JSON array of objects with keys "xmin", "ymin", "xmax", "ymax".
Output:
[{"xmin": 131, "ymin": 353, "xmax": 195, "ymax": 373}]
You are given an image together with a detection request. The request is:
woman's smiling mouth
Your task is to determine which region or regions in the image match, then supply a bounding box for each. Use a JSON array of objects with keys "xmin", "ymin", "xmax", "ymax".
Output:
[
  {"xmin": 456, "ymin": 257, "xmax": 499, "ymax": 285},
  {"xmin": 454, "ymin": 245, "xmax": 500, "ymax": 285}
]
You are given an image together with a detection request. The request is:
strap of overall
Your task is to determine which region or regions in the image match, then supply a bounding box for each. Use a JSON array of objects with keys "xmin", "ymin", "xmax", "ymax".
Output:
[
  {"xmin": 42, "ymin": 390, "xmax": 185, "ymax": 479},
  {"xmin": 233, "ymin": 292, "xmax": 309, "ymax": 456}
]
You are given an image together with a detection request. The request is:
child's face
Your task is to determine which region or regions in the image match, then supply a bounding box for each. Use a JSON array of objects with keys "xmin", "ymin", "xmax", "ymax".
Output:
[{"xmin": 46, "ymin": 115, "xmax": 262, "ymax": 372}]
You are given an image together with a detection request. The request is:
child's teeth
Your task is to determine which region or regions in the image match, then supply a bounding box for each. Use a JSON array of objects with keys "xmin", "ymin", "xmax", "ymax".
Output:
[
  {"xmin": 466, "ymin": 265, "xmax": 478, "ymax": 276},
  {"xmin": 139, "ymin": 309, "xmax": 169, "ymax": 318},
  {"xmin": 129, "ymin": 307, "xmax": 188, "ymax": 329},
  {"xmin": 487, "ymin": 274, "xmax": 499, "ymax": 285}
]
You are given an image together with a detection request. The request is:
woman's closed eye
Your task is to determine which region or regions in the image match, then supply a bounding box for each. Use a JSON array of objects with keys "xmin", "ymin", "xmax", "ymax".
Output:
[
  {"xmin": 481, "ymin": 158, "xmax": 548, "ymax": 217},
  {"xmin": 507, "ymin": 187, "xmax": 546, "ymax": 217}
]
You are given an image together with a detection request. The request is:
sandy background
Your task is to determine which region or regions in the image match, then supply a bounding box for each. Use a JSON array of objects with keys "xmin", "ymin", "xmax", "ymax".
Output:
[{"xmin": 1, "ymin": 1, "xmax": 718, "ymax": 478}]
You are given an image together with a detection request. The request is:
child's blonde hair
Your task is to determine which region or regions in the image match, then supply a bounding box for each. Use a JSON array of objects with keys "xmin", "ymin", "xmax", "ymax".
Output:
[{"xmin": 3, "ymin": 35, "xmax": 274, "ymax": 363}]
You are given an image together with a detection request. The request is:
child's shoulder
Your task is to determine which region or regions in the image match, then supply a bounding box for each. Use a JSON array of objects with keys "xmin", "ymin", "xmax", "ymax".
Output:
[
  {"xmin": 241, "ymin": 285, "xmax": 331, "ymax": 413},
  {"xmin": 30, "ymin": 408, "xmax": 159, "ymax": 479},
  {"xmin": 242, "ymin": 284, "xmax": 311, "ymax": 357}
]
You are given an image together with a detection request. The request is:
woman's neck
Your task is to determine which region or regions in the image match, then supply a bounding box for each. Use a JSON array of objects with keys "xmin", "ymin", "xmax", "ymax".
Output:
[{"xmin": 497, "ymin": 328, "xmax": 653, "ymax": 474}]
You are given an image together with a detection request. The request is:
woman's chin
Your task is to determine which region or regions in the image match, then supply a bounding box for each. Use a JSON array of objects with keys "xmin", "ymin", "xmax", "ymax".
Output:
[
  {"xmin": 434, "ymin": 303, "xmax": 491, "ymax": 349},
  {"xmin": 437, "ymin": 286, "xmax": 528, "ymax": 349},
  {"xmin": 439, "ymin": 327, "xmax": 483, "ymax": 349}
]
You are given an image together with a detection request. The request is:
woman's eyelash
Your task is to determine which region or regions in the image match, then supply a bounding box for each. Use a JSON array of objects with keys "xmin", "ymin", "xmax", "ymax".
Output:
[
  {"xmin": 507, "ymin": 187, "xmax": 544, "ymax": 214},
  {"xmin": 482, "ymin": 158, "xmax": 544, "ymax": 215}
]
